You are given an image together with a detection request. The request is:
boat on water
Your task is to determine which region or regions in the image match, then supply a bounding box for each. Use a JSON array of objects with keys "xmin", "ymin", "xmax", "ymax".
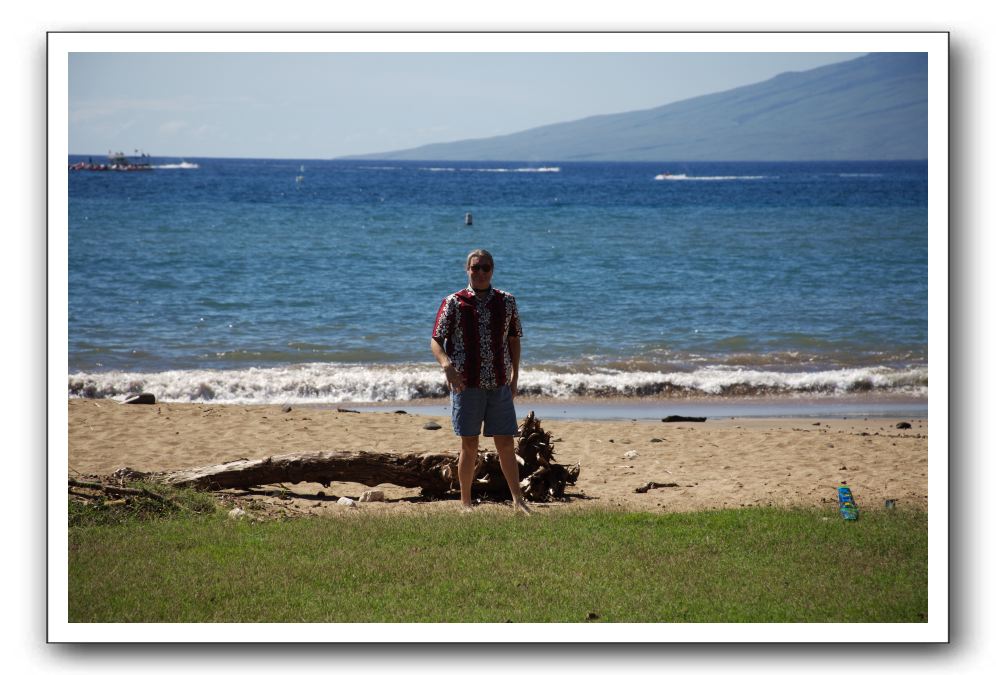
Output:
[
  {"xmin": 655, "ymin": 171, "xmax": 690, "ymax": 180},
  {"xmin": 69, "ymin": 151, "xmax": 153, "ymax": 172}
]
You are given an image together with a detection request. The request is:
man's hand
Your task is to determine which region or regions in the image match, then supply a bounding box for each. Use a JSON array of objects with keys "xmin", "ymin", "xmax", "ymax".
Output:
[
  {"xmin": 431, "ymin": 338, "xmax": 465, "ymax": 393},
  {"xmin": 510, "ymin": 373, "xmax": 518, "ymax": 399},
  {"xmin": 443, "ymin": 364, "xmax": 466, "ymax": 393}
]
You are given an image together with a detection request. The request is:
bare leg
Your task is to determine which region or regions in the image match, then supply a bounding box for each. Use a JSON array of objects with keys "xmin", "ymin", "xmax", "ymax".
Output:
[
  {"xmin": 493, "ymin": 435, "xmax": 531, "ymax": 514},
  {"xmin": 458, "ymin": 436, "xmax": 480, "ymax": 509}
]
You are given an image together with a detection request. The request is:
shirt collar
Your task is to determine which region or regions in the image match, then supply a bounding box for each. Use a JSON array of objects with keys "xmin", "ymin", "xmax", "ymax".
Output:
[{"xmin": 465, "ymin": 285, "xmax": 494, "ymax": 300}]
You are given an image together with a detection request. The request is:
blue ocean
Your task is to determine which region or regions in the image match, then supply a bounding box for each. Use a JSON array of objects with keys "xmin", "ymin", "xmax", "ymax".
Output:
[{"xmin": 67, "ymin": 157, "xmax": 928, "ymax": 406}]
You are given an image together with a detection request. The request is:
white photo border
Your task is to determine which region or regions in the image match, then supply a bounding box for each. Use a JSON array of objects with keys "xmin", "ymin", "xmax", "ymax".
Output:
[{"xmin": 48, "ymin": 30, "xmax": 949, "ymax": 644}]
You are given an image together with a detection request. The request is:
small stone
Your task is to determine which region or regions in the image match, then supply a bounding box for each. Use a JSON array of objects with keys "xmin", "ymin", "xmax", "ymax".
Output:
[
  {"xmin": 228, "ymin": 507, "xmax": 245, "ymax": 519},
  {"xmin": 123, "ymin": 393, "xmax": 156, "ymax": 405},
  {"xmin": 359, "ymin": 489, "xmax": 385, "ymax": 503},
  {"xmin": 585, "ymin": 612, "xmax": 599, "ymax": 621},
  {"xmin": 622, "ymin": 450, "xmax": 638, "ymax": 460},
  {"xmin": 423, "ymin": 422, "xmax": 442, "ymax": 430},
  {"xmin": 649, "ymin": 438, "xmax": 663, "ymax": 443},
  {"xmin": 394, "ymin": 410, "xmax": 408, "ymax": 414},
  {"xmin": 337, "ymin": 497, "xmax": 357, "ymax": 507},
  {"xmin": 282, "ymin": 404, "xmax": 292, "ymax": 413},
  {"xmin": 896, "ymin": 422, "xmax": 912, "ymax": 429}
]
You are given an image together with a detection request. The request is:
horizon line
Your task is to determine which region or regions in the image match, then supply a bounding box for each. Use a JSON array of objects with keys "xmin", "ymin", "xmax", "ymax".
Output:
[{"xmin": 67, "ymin": 154, "xmax": 929, "ymax": 163}]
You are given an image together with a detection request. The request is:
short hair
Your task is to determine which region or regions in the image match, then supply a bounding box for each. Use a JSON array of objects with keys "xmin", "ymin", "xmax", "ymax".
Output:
[{"xmin": 465, "ymin": 248, "xmax": 494, "ymax": 269}]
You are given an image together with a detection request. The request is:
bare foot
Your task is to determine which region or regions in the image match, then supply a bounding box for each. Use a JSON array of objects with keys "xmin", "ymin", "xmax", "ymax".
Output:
[
  {"xmin": 460, "ymin": 503, "xmax": 475, "ymax": 513},
  {"xmin": 513, "ymin": 500, "xmax": 532, "ymax": 516}
]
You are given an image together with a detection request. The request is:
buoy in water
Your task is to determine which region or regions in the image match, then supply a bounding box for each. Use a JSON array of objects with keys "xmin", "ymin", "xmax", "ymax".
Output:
[{"xmin": 465, "ymin": 212, "xmax": 473, "ymax": 226}]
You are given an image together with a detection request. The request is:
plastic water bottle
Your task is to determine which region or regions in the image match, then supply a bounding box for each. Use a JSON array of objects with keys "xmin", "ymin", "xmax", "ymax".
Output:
[{"xmin": 837, "ymin": 484, "xmax": 859, "ymax": 521}]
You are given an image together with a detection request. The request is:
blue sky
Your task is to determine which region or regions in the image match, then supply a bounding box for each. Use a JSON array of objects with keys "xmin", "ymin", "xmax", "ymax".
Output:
[{"xmin": 69, "ymin": 52, "xmax": 863, "ymax": 159}]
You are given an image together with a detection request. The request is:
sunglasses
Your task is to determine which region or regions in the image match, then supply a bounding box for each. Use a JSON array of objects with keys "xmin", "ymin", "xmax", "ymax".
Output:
[{"xmin": 470, "ymin": 264, "xmax": 492, "ymax": 272}]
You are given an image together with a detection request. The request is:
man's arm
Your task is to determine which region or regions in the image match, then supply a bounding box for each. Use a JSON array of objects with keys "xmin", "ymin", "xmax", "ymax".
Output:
[
  {"xmin": 431, "ymin": 337, "xmax": 466, "ymax": 393},
  {"xmin": 507, "ymin": 335, "xmax": 521, "ymax": 398}
]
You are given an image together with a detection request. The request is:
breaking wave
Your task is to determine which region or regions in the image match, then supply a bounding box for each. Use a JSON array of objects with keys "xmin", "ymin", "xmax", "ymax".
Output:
[
  {"xmin": 655, "ymin": 174, "xmax": 769, "ymax": 181},
  {"xmin": 423, "ymin": 167, "xmax": 560, "ymax": 173},
  {"xmin": 68, "ymin": 363, "xmax": 927, "ymax": 404}
]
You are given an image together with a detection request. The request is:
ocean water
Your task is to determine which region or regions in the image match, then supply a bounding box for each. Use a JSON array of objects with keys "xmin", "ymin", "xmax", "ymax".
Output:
[{"xmin": 67, "ymin": 157, "xmax": 928, "ymax": 404}]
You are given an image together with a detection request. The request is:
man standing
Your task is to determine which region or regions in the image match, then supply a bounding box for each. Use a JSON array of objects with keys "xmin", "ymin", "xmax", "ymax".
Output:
[{"xmin": 431, "ymin": 249, "xmax": 531, "ymax": 514}]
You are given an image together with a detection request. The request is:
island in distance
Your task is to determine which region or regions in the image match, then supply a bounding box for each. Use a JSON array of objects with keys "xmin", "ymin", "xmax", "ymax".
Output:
[{"xmin": 344, "ymin": 53, "xmax": 926, "ymax": 163}]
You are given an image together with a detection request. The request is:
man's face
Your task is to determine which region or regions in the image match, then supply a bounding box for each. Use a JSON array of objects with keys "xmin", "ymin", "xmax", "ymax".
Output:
[{"xmin": 466, "ymin": 256, "xmax": 494, "ymax": 290}]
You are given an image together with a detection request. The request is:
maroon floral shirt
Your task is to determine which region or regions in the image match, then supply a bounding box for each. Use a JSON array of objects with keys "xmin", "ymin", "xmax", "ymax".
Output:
[{"xmin": 432, "ymin": 286, "xmax": 522, "ymax": 389}]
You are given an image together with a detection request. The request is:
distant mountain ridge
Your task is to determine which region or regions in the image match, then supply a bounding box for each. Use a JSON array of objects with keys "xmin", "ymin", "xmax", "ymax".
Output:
[{"xmin": 345, "ymin": 53, "xmax": 927, "ymax": 162}]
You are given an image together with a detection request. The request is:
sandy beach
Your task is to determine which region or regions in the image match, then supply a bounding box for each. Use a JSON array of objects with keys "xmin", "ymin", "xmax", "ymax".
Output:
[{"xmin": 67, "ymin": 398, "xmax": 928, "ymax": 515}]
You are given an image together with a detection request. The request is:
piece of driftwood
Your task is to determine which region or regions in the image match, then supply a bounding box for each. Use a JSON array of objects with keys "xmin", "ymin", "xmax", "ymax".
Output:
[
  {"xmin": 473, "ymin": 411, "xmax": 581, "ymax": 501},
  {"xmin": 68, "ymin": 477, "xmax": 173, "ymax": 503},
  {"xmin": 662, "ymin": 415, "xmax": 707, "ymax": 423},
  {"xmin": 105, "ymin": 411, "xmax": 579, "ymax": 502},
  {"xmin": 67, "ymin": 477, "xmax": 184, "ymax": 509},
  {"xmin": 634, "ymin": 481, "xmax": 680, "ymax": 493}
]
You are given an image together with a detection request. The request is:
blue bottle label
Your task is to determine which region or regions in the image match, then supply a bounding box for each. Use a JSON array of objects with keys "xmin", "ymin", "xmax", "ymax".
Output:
[{"xmin": 838, "ymin": 486, "xmax": 859, "ymax": 520}]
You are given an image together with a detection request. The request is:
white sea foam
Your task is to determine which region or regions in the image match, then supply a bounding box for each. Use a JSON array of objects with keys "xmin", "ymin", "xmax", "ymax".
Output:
[
  {"xmin": 521, "ymin": 366, "xmax": 927, "ymax": 398},
  {"xmin": 154, "ymin": 162, "xmax": 200, "ymax": 169},
  {"xmin": 655, "ymin": 174, "xmax": 769, "ymax": 181},
  {"xmin": 68, "ymin": 364, "xmax": 446, "ymax": 404},
  {"xmin": 421, "ymin": 167, "xmax": 560, "ymax": 173},
  {"xmin": 68, "ymin": 364, "xmax": 928, "ymax": 404}
]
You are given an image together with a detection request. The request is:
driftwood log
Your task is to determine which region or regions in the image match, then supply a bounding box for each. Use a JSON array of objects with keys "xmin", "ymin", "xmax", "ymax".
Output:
[
  {"xmin": 150, "ymin": 451, "xmax": 458, "ymax": 496},
  {"xmin": 103, "ymin": 411, "xmax": 579, "ymax": 502}
]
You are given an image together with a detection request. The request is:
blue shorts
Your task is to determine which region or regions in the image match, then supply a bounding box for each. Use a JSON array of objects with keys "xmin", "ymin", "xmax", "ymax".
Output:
[{"xmin": 451, "ymin": 386, "xmax": 518, "ymax": 437}]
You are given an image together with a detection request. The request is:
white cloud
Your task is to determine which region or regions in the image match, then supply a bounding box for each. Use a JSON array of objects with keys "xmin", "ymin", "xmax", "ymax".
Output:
[
  {"xmin": 69, "ymin": 95, "xmax": 240, "ymax": 124},
  {"xmin": 71, "ymin": 97, "xmax": 187, "ymax": 123},
  {"xmin": 159, "ymin": 120, "xmax": 187, "ymax": 135}
]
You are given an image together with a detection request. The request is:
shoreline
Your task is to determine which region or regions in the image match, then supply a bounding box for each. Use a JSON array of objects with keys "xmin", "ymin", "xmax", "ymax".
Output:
[
  {"xmin": 68, "ymin": 392, "xmax": 928, "ymax": 422},
  {"xmin": 324, "ymin": 393, "xmax": 928, "ymax": 421}
]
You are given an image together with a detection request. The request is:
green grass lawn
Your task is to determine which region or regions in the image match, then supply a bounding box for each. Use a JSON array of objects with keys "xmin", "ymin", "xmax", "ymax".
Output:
[{"xmin": 68, "ymin": 501, "xmax": 927, "ymax": 623}]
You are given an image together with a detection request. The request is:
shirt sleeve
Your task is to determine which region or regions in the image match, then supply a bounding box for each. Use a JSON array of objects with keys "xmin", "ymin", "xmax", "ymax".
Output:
[
  {"xmin": 508, "ymin": 295, "xmax": 523, "ymax": 337},
  {"xmin": 432, "ymin": 296, "xmax": 454, "ymax": 340}
]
